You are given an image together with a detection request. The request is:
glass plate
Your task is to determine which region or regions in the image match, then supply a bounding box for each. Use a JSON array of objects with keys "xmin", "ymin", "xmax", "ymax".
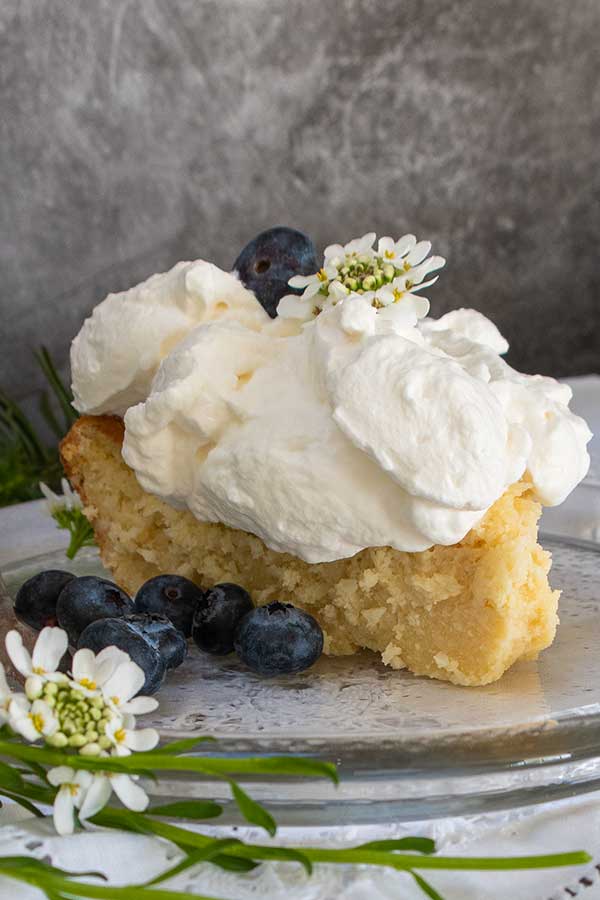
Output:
[{"xmin": 2, "ymin": 538, "xmax": 600, "ymax": 826}]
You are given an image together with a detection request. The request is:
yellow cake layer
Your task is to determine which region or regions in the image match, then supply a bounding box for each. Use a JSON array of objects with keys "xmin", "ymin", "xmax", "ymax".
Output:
[{"xmin": 61, "ymin": 416, "xmax": 559, "ymax": 686}]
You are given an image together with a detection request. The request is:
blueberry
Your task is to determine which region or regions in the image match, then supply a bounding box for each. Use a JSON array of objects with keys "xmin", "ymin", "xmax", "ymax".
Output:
[
  {"xmin": 125, "ymin": 613, "xmax": 187, "ymax": 669},
  {"xmin": 14, "ymin": 570, "xmax": 75, "ymax": 631},
  {"xmin": 135, "ymin": 575, "xmax": 203, "ymax": 637},
  {"xmin": 56, "ymin": 576, "xmax": 134, "ymax": 646},
  {"xmin": 78, "ymin": 618, "xmax": 166, "ymax": 695},
  {"xmin": 234, "ymin": 602, "xmax": 324, "ymax": 676},
  {"xmin": 192, "ymin": 583, "xmax": 253, "ymax": 655},
  {"xmin": 233, "ymin": 227, "xmax": 318, "ymax": 318}
]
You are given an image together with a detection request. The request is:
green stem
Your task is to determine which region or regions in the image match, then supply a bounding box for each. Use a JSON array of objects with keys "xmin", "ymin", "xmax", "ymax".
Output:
[
  {"xmin": 0, "ymin": 391, "xmax": 48, "ymax": 465},
  {"xmin": 93, "ymin": 809, "xmax": 590, "ymax": 873},
  {"xmin": 0, "ymin": 741, "xmax": 336, "ymax": 782},
  {"xmin": 65, "ymin": 517, "xmax": 95, "ymax": 560},
  {"xmin": 0, "ymin": 865, "xmax": 222, "ymax": 900},
  {"xmin": 0, "ymin": 790, "xmax": 45, "ymax": 817},
  {"xmin": 36, "ymin": 346, "xmax": 78, "ymax": 431}
]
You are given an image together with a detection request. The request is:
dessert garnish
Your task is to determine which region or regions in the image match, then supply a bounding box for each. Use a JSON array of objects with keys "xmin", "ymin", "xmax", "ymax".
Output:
[
  {"xmin": 15, "ymin": 569, "xmax": 74, "ymax": 630},
  {"xmin": 125, "ymin": 611, "xmax": 187, "ymax": 670},
  {"xmin": 78, "ymin": 617, "xmax": 167, "ymax": 695},
  {"xmin": 234, "ymin": 602, "xmax": 324, "ymax": 676},
  {"xmin": 192, "ymin": 582, "xmax": 253, "ymax": 655},
  {"xmin": 233, "ymin": 226, "xmax": 318, "ymax": 317},
  {"xmin": 134, "ymin": 573, "xmax": 204, "ymax": 637},
  {"xmin": 278, "ymin": 231, "xmax": 445, "ymax": 321},
  {"xmin": 40, "ymin": 477, "xmax": 95, "ymax": 559},
  {"xmin": 14, "ymin": 570, "xmax": 325, "ymax": 689},
  {"xmin": 56, "ymin": 575, "xmax": 134, "ymax": 645}
]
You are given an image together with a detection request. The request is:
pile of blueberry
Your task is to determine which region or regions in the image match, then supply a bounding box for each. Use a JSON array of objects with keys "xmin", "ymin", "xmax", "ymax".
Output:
[{"xmin": 14, "ymin": 571, "xmax": 324, "ymax": 695}]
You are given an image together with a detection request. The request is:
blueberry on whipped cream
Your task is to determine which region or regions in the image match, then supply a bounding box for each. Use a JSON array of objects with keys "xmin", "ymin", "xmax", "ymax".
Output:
[{"xmin": 233, "ymin": 226, "xmax": 318, "ymax": 318}]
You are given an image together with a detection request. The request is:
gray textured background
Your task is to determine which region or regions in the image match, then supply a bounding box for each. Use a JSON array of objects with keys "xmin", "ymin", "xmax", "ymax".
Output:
[{"xmin": 1, "ymin": 0, "xmax": 599, "ymax": 417}]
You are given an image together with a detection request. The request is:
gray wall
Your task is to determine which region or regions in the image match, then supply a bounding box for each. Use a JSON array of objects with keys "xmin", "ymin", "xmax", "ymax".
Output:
[{"xmin": 1, "ymin": 0, "xmax": 599, "ymax": 416}]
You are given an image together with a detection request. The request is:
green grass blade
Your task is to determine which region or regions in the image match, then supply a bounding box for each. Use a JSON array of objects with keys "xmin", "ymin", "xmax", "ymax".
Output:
[
  {"xmin": 358, "ymin": 837, "xmax": 436, "ymax": 854},
  {"xmin": 36, "ymin": 346, "xmax": 77, "ymax": 430},
  {"xmin": 147, "ymin": 801, "xmax": 223, "ymax": 820},
  {"xmin": 411, "ymin": 870, "xmax": 446, "ymax": 899},
  {"xmin": 230, "ymin": 782, "xmax": 276, "ymax": 837},
  {"xmin": 144, "ymin": 840, "xmax": 242, "ymax": 886}
]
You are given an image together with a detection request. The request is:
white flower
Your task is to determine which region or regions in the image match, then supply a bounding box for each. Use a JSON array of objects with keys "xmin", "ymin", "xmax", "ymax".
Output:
[
  {"xmin": 279, "ymin": 232, "xmax": 445, "ymax": 322},
  {"xmin": 48, "ymin": 761, "xmax": 151, "ymax": 835},
  {"xmin": 0, "ymin": 663, "xmax": 19, "ymax": 724},
  {"xmin": 377, "ymin": 234, "xmax": 417, "ymax": 265},
  {"xmin": 105, "ymin": 713, "xmax": 159, "ymax": 757},
  {"xmin": 276, "ymin": 293, "xmax": 313, "ymax": 320},
  {"xmin": 6, "ymin": 628, "xmax": 68, "ymax": 697},
  {"xmin": 101, "ymin": 659, "xmax": 159, "ymax": 717},
  {"xmin": 40, "ymin": 478, "xmax": 82, "ymax": 516},
  {"xmin": 48, "ymin": 766, "xmax": 94, "ymax": 835},
  {"xmin": 327, "ymin": 279, "xmax": 350, "ymax": 302},
  {"xmin": 288, "ymin": 264, "xmax": 337, "ymax": 300},
  {"xmin": 324, "ymin": 232, "xmax": 376, "ymax": 265},
  {"xmin": 79, "ymin": 769, "xmax": 150, "ymax": 818},
  {"xmin": 9, "ymin": 695, "xmax": 58, "ymax": 742},
  {"xmin": 70, "ymin": 646, "xmax": 130, "ymax": 697}
]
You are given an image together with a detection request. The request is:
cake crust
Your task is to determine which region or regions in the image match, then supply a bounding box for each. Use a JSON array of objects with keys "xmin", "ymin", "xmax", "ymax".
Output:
[{"xmin": 61, "ymin": 416, "xmax": 559, "ymax": 686}]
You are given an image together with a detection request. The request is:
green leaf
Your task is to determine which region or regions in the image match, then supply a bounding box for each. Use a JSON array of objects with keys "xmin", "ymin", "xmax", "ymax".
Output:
[
  {"xmin": 17, "ymin": 759, "xmax": 48, "ymax": 782},
  {"xmin": 39, "ymin": 390, "xmax": 64, "ymax": 440},
  {"xmin": 41, "ymin": 889, "xmax": 65, "ymax": 900},
  {"xmin": 218, "ymin": 756, "xmax": 339, "ymax": 785},
  {"xmin": 210, "ymin": 854, "xmax": 260, "ymax": 873},
  {"xmin": 147, "ymin": 801, "xmax": 223, "ymax": 820},
  {"xmin": 35, "ymin": 346, "xmax": 78, "ymax": 431},
  {"xmin": 411, "ymin": 870, "xmax": 446, "ymax": 900},
  {"xmin": 0, "ymin": 790, "xmax": 45, "ymax": 818},
  {"xmin": 230, "ymin": 782, "xmax": 276, "ymax": 837},
  {"xmin": 0, "ymin": 760, "xmax": 26, "ymax": 792},
  {"xmin": 0, "ymin": 388, "xmax": 47, "ymax": 465},
  {"xmin": 145, "ymin": 839, "xmax": 242, "ymax": 886},
  {"xmin": 248, "ymin": 846, "xmax": 313, "ymax": 875},
  {"xmin": 156, "ymin": 736, "xmax": 217, "ymax": 755},
  {"xmin": 358, "ymin": 837, "xmax": 436, "ymax": 855},
  {"xmin": 0, "ymin": 740, "xmax": 148, "ymax": 777},
  {"xmin": 0, "ymin": 856, "xmax": 106, "ymax": 880}
]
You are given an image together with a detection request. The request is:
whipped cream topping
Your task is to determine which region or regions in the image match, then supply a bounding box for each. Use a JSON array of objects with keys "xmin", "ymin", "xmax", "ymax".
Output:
[
  {"xmin": 71, "ymin": 259, "xmax": 592, "ymax": 564},
  {"xmin": 71, "ymin": 261, "xmax": 272, "ymax": 417}
]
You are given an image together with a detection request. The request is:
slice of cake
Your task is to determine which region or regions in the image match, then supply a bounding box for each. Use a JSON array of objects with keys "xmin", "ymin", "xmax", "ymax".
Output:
[
  {"xmin": 62, "ymin": 415, "xmax": 558, "ymax": 686},
  {"xmin": 63, "ymin": 228, "xmax": 592, "ymax": 686}
]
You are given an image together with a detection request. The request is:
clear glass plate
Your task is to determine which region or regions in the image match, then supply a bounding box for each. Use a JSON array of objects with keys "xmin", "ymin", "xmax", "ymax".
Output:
[{"xmin": 2, "ymin": 537, "xmax": 600, "ymax": 826}]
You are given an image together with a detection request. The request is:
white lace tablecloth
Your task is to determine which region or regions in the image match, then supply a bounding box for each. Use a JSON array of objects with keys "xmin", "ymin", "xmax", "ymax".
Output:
[{"xmin": 0, "ymin": 376, "xmax": 598, "ymax": 900}]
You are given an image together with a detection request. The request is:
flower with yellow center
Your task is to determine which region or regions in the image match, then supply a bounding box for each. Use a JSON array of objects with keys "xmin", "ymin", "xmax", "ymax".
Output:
[
  {"xmin": 288, "ymin": 263, "xmax": 338, "ymax": 300},
  {"xmin": 0, "ymin": 665, "xmax": 16, "ymax": 725},
  {"xmin": 47, "ymin": 766, "xmax": 94, "ymax": 835},
  {"xmin": 278, "ymin": 232, "xmax": 446, "ymax": 322},
  {"xmin": 5, "ymin": 627, "xmax": 68, "ymax": 698},
  {"xmin": 70, "ymin": 646, "xmax": 129, "ymax": 697},
  {"xmin": 105, "ymin": 714, "xmax": 159, "ymax": 757},
  {"xmin": 9, "ymin": 695, "xmax": 58, "ymax": 742},
  {"xmin": 2, "ymin": 627, "xmax": 161, "ymax": 836},
  {"xmin": 101, "ymin": 659, "xmax": 159, "ymax": 718}
]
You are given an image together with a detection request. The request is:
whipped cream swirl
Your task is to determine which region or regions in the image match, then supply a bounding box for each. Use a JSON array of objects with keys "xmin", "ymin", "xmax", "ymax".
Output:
[{"xmin": 71, "ymin": 256, "xmax": 592, "ymax": 563}]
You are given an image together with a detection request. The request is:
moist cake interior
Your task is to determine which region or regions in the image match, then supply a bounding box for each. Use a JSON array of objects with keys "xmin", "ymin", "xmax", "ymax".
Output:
[{"xmin": 61, "ymin": 415, "xmax": 559, "ymax": 686}]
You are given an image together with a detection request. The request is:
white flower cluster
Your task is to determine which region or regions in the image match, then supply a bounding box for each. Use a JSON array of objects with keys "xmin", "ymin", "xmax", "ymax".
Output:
[
  {"xmin": 39, "ymin": 478, "xmax": 82, "ymax": 516},
  {"xmin": 278, "ymin": 232, "xmax": 445, "ymax": 323},
  {"xmin": 1, "ymin": 626, "xmax": 159, "ymax": 835}
]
